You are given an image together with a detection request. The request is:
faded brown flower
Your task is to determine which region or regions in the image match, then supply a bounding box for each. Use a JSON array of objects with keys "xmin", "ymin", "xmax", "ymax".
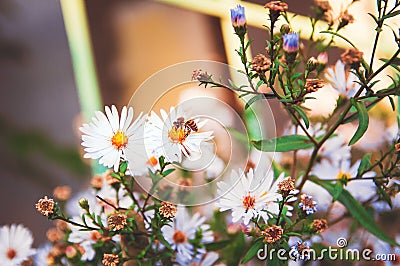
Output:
[
  {"xmin": 108, "ymin": 213, "xmax": 128, "ymax": 231},
  {"xmin": 340, "ymin": 48, "xmax": 363, "ymax": 68},
  {"xmin": 313, "ymin": 219, "xmax": 328, "ymax": 233},
  {"xmin": 46, "ymin": 228, "xmax": 64, "ymax": 242},
  {"xmin": 278, "ymin": 177, "xmax": 295, "ymax": 193},
  {"xmin": 339, "ymin": 11, "xmax": 355, "ymax": 28},
  {"xmin": 305, "ymin": 78, "xmax": 324, "ymax": 93},
  {"xmin": 21, "ymin": 258, "xmax": 34, "ymax": 266},
  {"xmin": 35, "ymin": 196, "xmax": 55, "ymax": 216},
  {"xmin": 395, "ymin": 143, "xmax": 400, "ymax": 152},
  {"xmin": 91, "ymin": 175, "xmax": 104, "ymax": 189},
  {"xmin": 264, "ymin": 1, "xmax": 288, "ymax": 12},
  {"xmin": 265, "ymin": 1, "xmax": 289, "ymax": 22},
  {"xmin": 261, "ymin": 225, "xmax": 283, "ymax": 243},
  {"xmin": 105, "ymin": 170, "xmax": 120, "ymax": 185},
  {"xmin": 53, "ymin": 186, "xmax": 71, "ymax": 201},
  {"xmin": 252, "ymin": 54, "xmax": 271, "ymax": 73},
  {"xmin": 102, "ymin": 254, "xmax": 120, "ymax": 266},
  {"xmin": 314, "ymin": 0, "xmax": 331, "ymax": 12},
  {"xmin": 191, "ymin": 69, "xmax": 211, "ymax": 82},
  {"xmin": 159, "ymin": 201, "xmax": 178, "ymax": 218}
]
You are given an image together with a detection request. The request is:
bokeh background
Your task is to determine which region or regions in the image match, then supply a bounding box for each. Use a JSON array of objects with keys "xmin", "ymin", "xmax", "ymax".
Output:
[{"xmin": 0, "ymin": 0, "xmax": 396, "ymax": 248}]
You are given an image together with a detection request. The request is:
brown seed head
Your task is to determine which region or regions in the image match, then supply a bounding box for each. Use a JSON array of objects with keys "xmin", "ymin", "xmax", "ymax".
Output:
[
  {"xmin": 305, "ymin": 78, "xmax": 325, "ymax": 93},
  {"xmin": 53, "ymin": 186, "xmax": 71, "ymax": 201},
  {"xmin": 91, "ymin": 175, "xmax": 104, "ymax": 189},
  {"xmin": 395, "ymin": 143, "xmax": 400, "ymax": 152},
  {"xmin": 313, "ymin": 219, "xmax": 328, "ymax": 233},
  {"xmin": 35, "ymin": 196, "xmax": 55, "ymax": 216},
  {"xmin": 251, "ymin": 54, "xmax": 272, "ymax": 73},
  {"xmin": 278, "ymin": 177, "xmax": 295, "ymax": 193},
  {"xmin": 339, "ymin": 11, "xmax": 355, "ymax": 28},
  {"xmin": 264, "ymin": 1, "xmax": 288, "ymax": 12},
  {"xmin": 340, "ymin": 48, "xmax": 363, "ymax": 68},
  {"xmin": 159, "ymin": 201, "xmax": 178, "ymax": 218},
  {"xmin": 108, "ymin": 213, "xmax": 128, "ymax": 231},
  {"xmin": 261, "ymin": 225, "xmax": 283, "ymax": 243},
  {"xmin": 46, "ymin": 228, "xmax": 64, "ymax": 242},
  {"xmin": 102, "ymin": 254, "xmax": 120, "ymax": 266},
  {"xmin": 314, "ymin": 0, "xmax": 332, "ymax": 12}
]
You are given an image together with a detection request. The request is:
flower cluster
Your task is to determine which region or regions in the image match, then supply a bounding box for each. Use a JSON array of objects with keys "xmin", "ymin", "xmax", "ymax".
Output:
[{"xmin": 7, "ymin": 0, "xmax": 397, "ymax": 265}]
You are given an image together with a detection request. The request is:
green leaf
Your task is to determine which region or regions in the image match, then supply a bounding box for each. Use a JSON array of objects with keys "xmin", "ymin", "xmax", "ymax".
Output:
[
  {"xmin": 204, "ymin": 240, "xmax": 231, "ymax": 251},
  {"xmin": 310, "ymin": 177, "xmax": 398, "ymax": 246},
  {"xmin": 348, "ymin": 98, "xmax": 369, "ymax": 145},
  {"xmin": 292, "ymin": 105, "xmax": 310, "ymax": 128},
  {"xmin": 382, "ymin": 10, "xmax": 400, "ymax": 19},
  {"xmin": 252, "ymin": 134, "xmax": 315, "ymax": 152},
  {"xmin": 332, "ymin": 180, "xmax": 344, "ymax": 201},
  {"xmin": 245, "ymin": 94, "xmax": 264, "ymax": 109},
  {"xmin": 320, "ymin": 30, "xmax": 356, "ymax": 48},
  {"xmin": 357, "ymin": 153, "xmax": 371, "ymax": 176},
  {"xmin": 162, "ymin": 168, "xmax": 175, "ymax": 177},
  {"xmin": 241, "ymin": 239, "xmax": 264, "ymax": 264}
]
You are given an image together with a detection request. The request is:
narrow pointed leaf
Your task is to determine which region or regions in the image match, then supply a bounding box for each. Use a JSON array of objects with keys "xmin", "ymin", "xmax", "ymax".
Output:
[{"xmin": 348, "ymin": 99, "xmax": 369, "ymax": 145}]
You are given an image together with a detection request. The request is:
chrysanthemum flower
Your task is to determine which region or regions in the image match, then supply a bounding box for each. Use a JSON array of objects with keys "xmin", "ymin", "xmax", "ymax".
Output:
[
  {"xmin": 217, "ymin": 169, "xmax": 285, "ymax": 225},
  {"xmin": 80, "ymin": 105, "xmax": 147, "ymax": 173},
  {"xmin": 325, "ymin": 60, "xmax": 360, "ymax": 97},
  {"xmin": 0, "ymin": 224, "xmax": 36, "ymax": 266},
  {"xmin": 161, "ymin": 207, "xmax": 214, "ymax": 265},
  {"xmin": 145, "ymin": 107, "xmax": 213, "ymax": 163}
]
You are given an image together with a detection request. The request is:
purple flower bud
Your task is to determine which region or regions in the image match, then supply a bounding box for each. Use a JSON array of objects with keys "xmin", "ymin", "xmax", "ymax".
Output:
[
  {"xmin": 231, "ymin": 5, "xmax": 246, "ymax": 28},
  {"xmin": 283, "ymin": 32, "xmax": 299, "ymax": 53}
]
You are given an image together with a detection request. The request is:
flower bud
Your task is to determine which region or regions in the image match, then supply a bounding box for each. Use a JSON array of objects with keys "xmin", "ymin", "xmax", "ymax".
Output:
[
  {"xmin": 78, "ymin": 197, "xmax": 90, "ymax": 212},
  {"xmin": 230, "ymin": 5, "xmax": 247, "ymax": 35},
  {"xmin": 317, "ymin": 52, "xmax": 328, "ymax": 65},
  {"xmin": 280, "ymin": 24, "xmax": 291, "ymax": 35},
  {"xmin": 283, "ymin": 32, "xmax": 299, "ymax": 64},
  {"xmin": 306, "ymin": 57, "xmax": 318, "ymax": 72}
]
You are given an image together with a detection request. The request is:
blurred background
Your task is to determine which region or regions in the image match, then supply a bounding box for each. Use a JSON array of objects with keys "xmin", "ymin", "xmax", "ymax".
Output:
[{"xmin": 0, "ymin": 0, "xmax": 396, "ymax": 247}]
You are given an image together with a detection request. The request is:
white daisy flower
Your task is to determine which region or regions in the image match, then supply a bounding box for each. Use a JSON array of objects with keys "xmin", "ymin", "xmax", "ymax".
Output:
[
  {"xmin": 325, "ymin": 60, "xmax": 360, "ymax": 97},
  {"xmin": 309, "ymin": 159, "xmax": 376, "ymax": 205},
  {"xmin": 176, "ymin": 251, "xmax": 219, "ymax": 266},
  {"xmin": 80, "ymin": 105, "xmax": 147, "ymax": 173},
  {"xmin": 0, "ymin": 224, "xmax": 36, "ymax": 266},
  {"xmin": 161, "ymin": 207, "xmax": 214, "ymax": 265},
  {"xmin": 217, "ymin": 169, "xmax": 284, "ymax": 225},
  {"xmin": 145, "ymin": 106, "xmax": 213, "ymax": 163}
]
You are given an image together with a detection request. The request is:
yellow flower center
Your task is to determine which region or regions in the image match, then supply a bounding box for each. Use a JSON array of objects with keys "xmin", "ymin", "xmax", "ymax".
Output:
[
  {"xmin": 243, "ymin": 193, "xmax": 256, "ymax": 211},
  {"xmin": 168, "ymin": 127, "xmax": 187, "ymax": 143},
  {"xmin": 111, "ymin": 130, "xmax": 128, "ymax": 150},
  {"xmin": 172, "ymin": 230, "xmax": 187, "ymax": 244},
  {"xmin": 336, "ymin": 171, "xmax": 351, "ymax": 182}
]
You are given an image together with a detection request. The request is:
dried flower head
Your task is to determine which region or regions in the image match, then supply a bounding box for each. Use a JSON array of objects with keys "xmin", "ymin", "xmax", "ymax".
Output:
[
  {"xmin": 35, "ymin": 196, "xmax": 55, "ymax": 216},
  {"xmin": 159, "ymin": 201, "xmax": 178, "ymax": 218},
  {"xmin": 21, "ymin": 258, "xmax": 34, "ymax": 266},
  {"xmin": 395, "ymin": 143, "xmax": 400, "ymax": 152},
  {"xmin": 313, "ymin": 219, "xmax": 328, "ymax": 233},
  {"xmin": 291, "ymin": 241, "xmax": 311, "ymax": 260},
  {"xmin": 105, "ymin": 170, "xmax": 120, "ymax": 185},
  {"xmin": 178, "ymin": 178, "xmax": 192, "ymax": 191},
  {"xmin": 313, "ymin": 0, "xmax": 331, "ymax": 12},
  {"xmin": 265, "ymin": 1, "xmax": 289, "ymax": 12},
  {"xmin": 53, "ymin": 186, "xmax": 71, "ymax": 201},
  {"xmin": 108, "ymin": 213, "xmax": 128, "ymax": 231},
  {"xmin": 299, "ymin": 194, "xmax": 317, "ymax": 215},
  {"xmin": 191, "ymin": 69, "xmax": 211, "ymax": 82},
  {"xmin": 251, "ymin": 54, "xmax": 271, "ymax": 73},
  {"xmin": 102, "ymin": 254, "xmax": 120, "ymax": 266},
  {"xmin": 278, "ymin": 177, "xmax": 295, "ymax": 193},
  {"xmin": 46, "ymin": 228, "xmax": 64, "ymax": 242},
  {"xmin": 305, "ymin": 78, "xmax": 325, "ymax": 93},
  {"xmin": 265, "ymin": 1, "xmax": 288, "ymax": 23},
  {"xmin": 261, "ymin": 225, "xmax": 283, "ymax": 243},
  {"xmin": 56, "ymin": 220, "xmax": 69, "ymax": 231},
  {"xmin": 340, "ymin": 48, "xmax": 363, "ymax": 68},
  {"xmin": 90, "ymin": 175, "xmax": 104, "ymax": 189},
  {"xmin": 339, "ymin": 11, "xmax": 354, "ymax": 29}
]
